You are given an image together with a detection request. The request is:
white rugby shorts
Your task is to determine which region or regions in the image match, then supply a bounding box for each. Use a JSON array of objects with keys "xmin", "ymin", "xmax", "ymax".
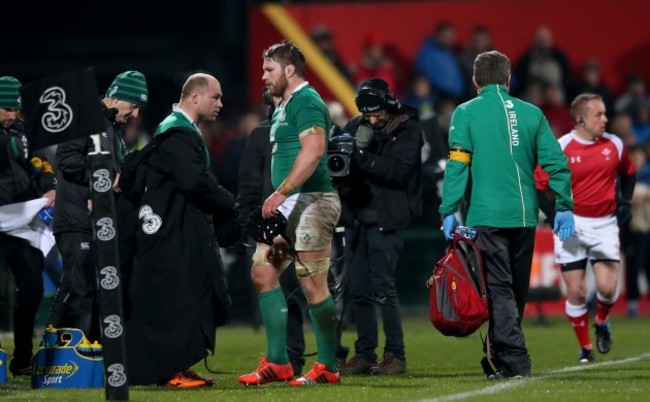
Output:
[
  {"xmin": 554, "ymin": 214, "xmax": 620, "ymax": 265},
  {"xmin": 278, "ymin": 191, "xmax": 341, "ymax": 252}
]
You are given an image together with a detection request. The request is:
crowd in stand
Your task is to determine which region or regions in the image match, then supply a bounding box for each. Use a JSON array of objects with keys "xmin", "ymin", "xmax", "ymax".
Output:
[
  {"xmin": 209, "ymin": 22, "xmax": 650, "ymax": 319},
  {"xmin": 2, "ymin": 22, "xmax": 648, "ymax": 345},
  {"xmin": 154, "ymin": 22, "xmax": 650, "ymax": 320}
]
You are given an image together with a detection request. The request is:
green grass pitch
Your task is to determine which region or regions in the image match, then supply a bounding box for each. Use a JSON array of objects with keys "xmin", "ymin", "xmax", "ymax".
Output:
[{"xmin": 1, "ymin": 314, "xmax": 649, "ymax": 401}]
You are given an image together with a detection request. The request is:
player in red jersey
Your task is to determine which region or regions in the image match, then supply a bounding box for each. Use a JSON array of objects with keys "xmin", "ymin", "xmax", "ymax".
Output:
[{"xmin": 536, "ymin": 93, "xmax": 636, "ymax": 363}]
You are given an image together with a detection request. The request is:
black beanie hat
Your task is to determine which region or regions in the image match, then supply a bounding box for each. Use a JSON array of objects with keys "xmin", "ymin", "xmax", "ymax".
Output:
[{"xmin": 355, "ymin": 78, "xmax": 391, "ymax": 113}]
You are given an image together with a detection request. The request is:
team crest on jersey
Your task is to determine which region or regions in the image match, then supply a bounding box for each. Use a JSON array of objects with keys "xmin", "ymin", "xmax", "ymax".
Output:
[{"xmin": 602, "ymin": 148, "xmax": 611, "ymax": 160}]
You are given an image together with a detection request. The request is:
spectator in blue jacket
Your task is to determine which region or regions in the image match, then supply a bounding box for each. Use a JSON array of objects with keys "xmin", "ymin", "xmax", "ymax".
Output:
[{"xmin": 414, "ymin": 22, "xmax": 466, "ymax": 101}]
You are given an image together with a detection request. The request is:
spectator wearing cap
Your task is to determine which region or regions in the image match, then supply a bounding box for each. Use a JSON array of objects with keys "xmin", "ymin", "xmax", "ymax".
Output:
[
  {"xmin": 513, "ymin": 26, "xmax": 572, "ymax": 98},
  {"xmin": 311, "ymin": 24, "xmax": 352, "ymax": 82},
  {"xmin": 0, "ymin": 76, "xmax": 57, "ymax": 376},
  {"xmin": 615, "ymin": 74, "xmax": 649, "ymax": 117},
  {"xmin": 631, "ymin": 99, "xmax": 650, "ymax": 145},
  {"xmin": 569, "ymin": 60, "xmax": 615, "ymax": 117},
  {"xmin": 460, "ymin": 26, "xmax": 495, "ymax": 100},
  {"xmin": 336, "ymin": 78, "xmax": 423, "ymax": 376},
  {"xmin": 48, "ymin": 71, "xmax": 148, "ymax": 342},
  {"xmin": 541, "ymin": 82, "xmax": 574, "ymax": 138},
  {"xmin": 351, "ymin": 31, "xmax": 398, "ymax": 93}
]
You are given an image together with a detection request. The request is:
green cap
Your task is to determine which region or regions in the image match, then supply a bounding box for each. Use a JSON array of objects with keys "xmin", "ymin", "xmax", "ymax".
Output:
[
  {"xmin": 105, "ymin": 70, "xmax": 148, "ymax": 107},
  {"xmin": 0, "ymin": 76, "xmax": 22, "ymax": 110}
]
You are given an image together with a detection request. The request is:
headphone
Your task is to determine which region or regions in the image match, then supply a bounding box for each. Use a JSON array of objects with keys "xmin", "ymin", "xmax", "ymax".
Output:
[
  {"xmin": 355, "ymin": 85, "xmax": 401, "ymax": 113},
  {"xmin": 262, "ymin": 86, "xmax": 273, "ymax": 106},
  {"xmin": 262, "ymin": 86, "xmax": 276, "ymax": 119},
  {"xmin": 576, "ymin": 116, "xmax": 586, "ymax": 127}
]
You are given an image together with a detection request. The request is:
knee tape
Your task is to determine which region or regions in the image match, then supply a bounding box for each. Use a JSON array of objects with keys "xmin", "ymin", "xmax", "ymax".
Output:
[
  {"xmin": 295, "ymin": 258, "xmax": 330, "ymax": 277},
  {"xmin": 252, "ymin": 243, "xmax": 292, "ymax": 271},
  {"xmin": 252, "ymin": 244, "xmax": 271, "ymax": 266}
]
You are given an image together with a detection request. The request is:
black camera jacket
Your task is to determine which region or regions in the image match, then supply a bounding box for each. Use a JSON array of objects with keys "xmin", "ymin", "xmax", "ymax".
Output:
[{"xmin": 338, "ymin": 112, "xmax": 423, "ymax": 231}]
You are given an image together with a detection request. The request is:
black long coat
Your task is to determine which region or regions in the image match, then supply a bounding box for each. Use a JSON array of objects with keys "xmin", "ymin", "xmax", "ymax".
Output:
[{"xmin": 125, "ymin": 126, "xmax": 235, "ymax": 385}]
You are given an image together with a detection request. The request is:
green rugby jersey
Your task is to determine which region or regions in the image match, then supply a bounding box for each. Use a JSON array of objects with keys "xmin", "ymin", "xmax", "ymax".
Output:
[
  {"xmin": 439, "ymin": 84, "xmax": 573, "ymax": 228},
  {"xmin": 270, "ymin": 83, "xmax": 334, "ymax": 194}
]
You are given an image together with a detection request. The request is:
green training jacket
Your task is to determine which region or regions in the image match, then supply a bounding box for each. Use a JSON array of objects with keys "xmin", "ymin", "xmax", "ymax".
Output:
[{"xmin": 439, "ymin": 84, "xmax": 573, "ymax": 228}]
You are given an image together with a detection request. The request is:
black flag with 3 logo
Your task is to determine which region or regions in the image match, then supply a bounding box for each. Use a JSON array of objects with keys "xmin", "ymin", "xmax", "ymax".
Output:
[{"xmin": 20, "ymin": 67, "xmax": 105, "ymax": 150}]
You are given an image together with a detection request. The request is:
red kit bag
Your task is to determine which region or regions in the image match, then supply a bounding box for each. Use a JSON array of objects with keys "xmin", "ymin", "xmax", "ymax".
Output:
[{"xmin": 427, "ymin": 235, "xmax": 488, "ymax": 337}]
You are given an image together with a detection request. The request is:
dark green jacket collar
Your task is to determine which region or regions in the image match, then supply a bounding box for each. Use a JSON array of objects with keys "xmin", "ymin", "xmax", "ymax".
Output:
[
  {"xmin": 479, "ymin": 84, "xmax": 510, "ymax": 95},
  {"xmin": 154, "ymin": 110, "xmax": 210, "ymax": 167}
]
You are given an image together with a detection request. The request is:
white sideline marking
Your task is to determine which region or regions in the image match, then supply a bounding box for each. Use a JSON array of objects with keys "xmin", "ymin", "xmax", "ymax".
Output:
[{"xmin": 420, "ymin": 353, "xmax": 650, "ymax": 402}]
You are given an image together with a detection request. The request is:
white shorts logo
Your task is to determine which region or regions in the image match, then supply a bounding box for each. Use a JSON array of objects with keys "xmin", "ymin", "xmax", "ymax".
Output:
[
  {"xmin": 99, "ymin": 266, "xmax": 120, "ymax": 290},
  {"xmin": 139, "ymin": 204, "xmax": 162, "ymax": 234},
  {"xmin": 92, "ymin": 169, "xmax": 112, "ymax": 192},
  {"xmin": 39, "ymin": 86, "xmax": 73, "ymax": 133},
  {"xmin": 103, "ymin": 315, "xmax": 123, "ymax": 339},
  {"xmin": 96, "ymin": 217, "xmax": 116, "ymax": 241},
  {"xmin": 107, "ymin": 363, "xmax": 126, "ymax": 387}
]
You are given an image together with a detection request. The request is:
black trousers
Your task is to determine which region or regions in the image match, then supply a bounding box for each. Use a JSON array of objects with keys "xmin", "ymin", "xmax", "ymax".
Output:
[
  {"xmin": 48, "ymin": 231, "xmax": 100, "ymax": 341},
  {"xmin": 347, "ymin": 225, "xmax": 405, "ymax": 362},
  {"xmin": 625, "ymin": 229, "xmax": 650, "ymax": 301},
  {"xmin": 475, "ymin": 226, "xmax": 535, "ymax": 376},
  {"xmin": 0, "ymin": 233, "xmax": 44, "ymax": 362}
]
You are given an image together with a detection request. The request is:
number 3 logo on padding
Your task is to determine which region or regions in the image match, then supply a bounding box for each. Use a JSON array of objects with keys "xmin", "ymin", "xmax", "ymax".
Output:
[{"xmin": 139, "ymin": 204, "xmax": 162, "ymax": 234}]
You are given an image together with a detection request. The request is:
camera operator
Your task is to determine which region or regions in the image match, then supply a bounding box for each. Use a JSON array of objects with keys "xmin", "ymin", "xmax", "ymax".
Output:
[{"xmin": 336, "ymin": 78, "xmax": 423, "ymax": 375}]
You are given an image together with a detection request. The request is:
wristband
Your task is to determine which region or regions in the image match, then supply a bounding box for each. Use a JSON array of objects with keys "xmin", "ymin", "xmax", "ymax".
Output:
[{"xmin": 276, "ymin": 179, "xmax": 296, "ymax": 196}]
